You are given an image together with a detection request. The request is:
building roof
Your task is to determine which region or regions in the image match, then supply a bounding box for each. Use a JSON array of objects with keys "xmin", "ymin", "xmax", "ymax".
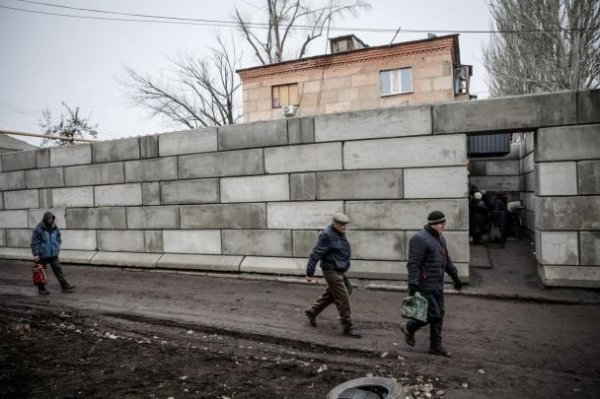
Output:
[
  {"xmin": 0, "ymin": 133, "xmax": 38, "ymax": 153},
  {"xmin": 238, "ymin": 34, "xmax": 460, "ymax": 80}
]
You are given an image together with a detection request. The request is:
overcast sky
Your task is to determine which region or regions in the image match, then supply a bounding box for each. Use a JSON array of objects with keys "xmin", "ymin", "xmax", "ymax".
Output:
[{"xmin": 0, "ymin": 0, "xmax": 492, "ymax": 146}]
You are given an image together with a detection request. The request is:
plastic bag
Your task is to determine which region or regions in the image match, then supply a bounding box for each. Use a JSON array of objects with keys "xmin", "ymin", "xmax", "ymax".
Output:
[
  {"xmin": 401, "ymin": 291, "xmax": 428, "ymax": 322},
  {"xmin": 32, "ymin": 263, "xmax": 48, "ymax": 285}
]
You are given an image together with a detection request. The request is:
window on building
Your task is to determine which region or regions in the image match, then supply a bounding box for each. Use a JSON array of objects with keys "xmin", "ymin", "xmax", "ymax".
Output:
[
  {"xmin": 380, "ymin": 68, "xmax": 412, "ymax": 96},
  {"xmin": 272, "ymin": 83, "xmax": 299, "ymax": 108}
]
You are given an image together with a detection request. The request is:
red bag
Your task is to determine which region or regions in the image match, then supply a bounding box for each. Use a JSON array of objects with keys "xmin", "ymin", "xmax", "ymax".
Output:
[{"xmin": 33, "ymin": 263, "xmax": 48, "ymax": 285}]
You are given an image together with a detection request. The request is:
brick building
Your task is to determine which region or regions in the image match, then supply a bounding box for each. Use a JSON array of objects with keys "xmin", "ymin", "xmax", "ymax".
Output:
[{"xmin": 237, "ymin": 34, "xmax": 472, "ymax": 122}]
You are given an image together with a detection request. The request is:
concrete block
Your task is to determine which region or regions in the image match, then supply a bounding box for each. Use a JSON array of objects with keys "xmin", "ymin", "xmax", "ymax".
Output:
[
  {"xmin": 179, "ymin": 149, "xmax": 264, "ymax": 178},
  {"xmin": 64, "ymin": 162, "xmax": 124, "ymax": 186},
  {"xmin": 223, "ymin": 229, "xmax": 292, "ymax": 256},
  {"xmin": 36, "ymin": 189, "xmax": 50, "ymax": 207},
  {"xmin": 433, "ymin": 91, "xmax": 576, "ymax": 134},
  {"xmin": 98, "ymin": 230, "xmax": 145, "ymax": 252},
  {"xmin": 577, "ymin": 89, "xmax": 600, "ymax": 124},
  {"xmin": 347, "ymin": 231, "xmax": 405, "ymax": 261},
  {"xmin": 404, "ymin": 167, "xmax": 468, "ymax": 199},
  {"xmin": 0, "ymin": 230, "xmax": 5, "ymax": 247},
  {"xmin": 580, "ymin": 232, "xmax": 600, "ymax": 266},
  {"xmin": 290, "ymin": 173, "xmax": 316, "ymax": 200},
  {"xmin": 292, "ymin": 230, "xmax": 319, "ymax": 258},
  {"xmin": 0, "ymin": 194, "xmax": 2, "ymax": 210},
  {"xmin": 181, "ymin": 203, "xmax": 266, "ymax": 229},
  {"xmin": 59, "ymin": 250, "xmax": 96, "ymax": 264},
  {"xmin": 525, "ymin": 132, "xmax": 535, "ymax": 154},
  {"xmin": 347, "ymin": 199, "xmax": 468, "ymax": 230},
  {"xmin": 537, "ymin": 124, "xmax": 600, "ymax": 161},
  {"xmin": 0, "ymin": 247, "xmax": 32, "ymax": 260},
  {"xmin": 523, "ymin": 152, "xmax": 535, "ymax": 174},
  {"xmin": 60, "ymin": 230, "xmax": 97, "ymax": 250},
  {"xmin": 126, "ymin": 206, "xmax": 180, "ymax": 229},
  {"xmin": 520, "ymin": 192, "xmax": 535, "ymax": 213},
  {"xmin": 93, "ymin": 137, "xmax": 140, "ymax": 163},
  {"xmin": 36, "ymin": 149, "xmax": 50, "ymax": 168},
  {"xmin": 4, "ymin": 189, "xmax": 39, "ymax": 210},
  {"xmin": 142, "ymin": 182, "xmax": 160, "ymax": 205},
  {"xmin": 536, "ymin": 162, "xmax": 578, "ymax": 196},
  {"xmin": 315, "ymin": 105, "xmax": 432, "ymax": 142},
  {"xmin": 159, "ymin": 128, "xmax": 217, "ymax": 157},
  {"xmin": 140, "ymin": 135, "xmax": 159, "ymax": 158},
  {"xmin": 523, "ymin": 172, "xmax": 535, "ymax": 192},
  {"xmin": 157, "ymin": 253, "xmax": 242, "ymax": 272},
  {"xmin": 221, "ymin": 175, "xmax": 289, "ymax": 203},
  {"xmin": 469, "ymin": 161, "xmax": 486, "ymax": 176},
  {"xmin": 218, "ymin": 119, "xmax": 287, "ymax": 150},
  {"xmin": 66, "ymin": 207, "xmax": 127, "ymax": 229},
  {"xmin": 539, "ymin": 264, "xmax": 600, "ymax": 288},
  {"xmin": 536, "ymin": 196, "xmax": 600, "ymax": 230},
  {"xmin": 125, "ymin": 157, "xmax": 177, "ymax": 182},
  {"xmin": 318, "ymin": 169, "xmax": 403, "ymax": 200},
  {"xmin": 163, "ymin": 230, "xmax": 221, "ymax": 254},
  {"xmin": 0, "ymin": 171, "xmax": 26, "ymax": 190},
  {"xmin": 144, "ymin": 230, "xmax": 163, "ymax": 253},
  {"xmin": 469, "ymin": 176, "xmax": 520, "ymax": 193},
  {"xmin": 265, "ymin": 143, "xmax": 342, "ymax": 173},
  {"xmin": 1, "ymin": 150, "xmax": 37, "ymax": 171},
  {"xmin": 485, "ymin": 160, "xmax": 520, "ymax": 175},
  {"xmin": 344, "ymin": 135, "xmax": 466, "ymax": 169},
  {"xmin": 161, "ymin": 179, "xmax": 219, "ymax": 204},
  {"xmin": 52, "ymin": 187, "xmax": 94, "ymax": 208},
  {"xmin": 28, "ymin": 208, "xmax": 66, "ymax": 229},
  {"xmin": 6, "ymin": 229, "xmax": 31, "ymax": 247},
  {"xmin": 578, "ymin": 161, "xmax": 600, "ymax": 194},
  {"xmin": 91, "ymin": 251, "xmax": 161, "ymax": 268},
  {"xmin": 95, "ymin": 183, "xmax": 143, "ymax": 206},
  {"xmin": 0, "ymin": 210, "xmax": 28, "ymax": 228},
  {"xmin": 267, "ymin": 201, "xmax": 344, "ymax": 229},
  {"xmin": 25, "ymin": 167, "xmax": 64, "ymax": 188},
  {"xmin": 288, "ymin": 117, "xmax": 315, "ymax": 144},
  {"xmin": 50, "ymin": 144, "xmax": 92, "ymax": 167},
  {"xmin": 346, "ymin": 260, "xmax": 406, "ymax": 280},
  {"xmin": 240, "ymin": 256, "xmax": 308, "ymax": 276}
]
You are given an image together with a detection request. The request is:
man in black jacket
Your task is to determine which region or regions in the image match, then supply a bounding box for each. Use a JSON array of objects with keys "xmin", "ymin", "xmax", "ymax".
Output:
[
  {"xmin": 304, "ymin": 212, "xmax": 361, "ymax": 338},
  {"xmin": 400, "ymin": 211, "xmax": 463, "ymax": 357}
]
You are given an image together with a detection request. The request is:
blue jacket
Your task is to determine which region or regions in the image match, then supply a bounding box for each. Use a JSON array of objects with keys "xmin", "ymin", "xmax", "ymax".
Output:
[
  {"xmin": 31, "ymin": 217, "xmax": 61, "ymax": 258},
  {"xmin": 407, "ymin": 226, "xmax": 458, "ymax": 292},
  {"xmin": 306, "ymin": 224, "xmax": 351, "ymax": 277}
]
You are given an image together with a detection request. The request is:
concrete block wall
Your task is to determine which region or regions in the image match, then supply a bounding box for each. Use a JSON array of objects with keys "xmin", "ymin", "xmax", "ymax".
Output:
[
  {"xmin": 0, "ymin": 106, "xmax": 470, "ymax": 283},
  {"xmin": 535, "ymin": 122, "xmax": 600, "ymax": 287}
]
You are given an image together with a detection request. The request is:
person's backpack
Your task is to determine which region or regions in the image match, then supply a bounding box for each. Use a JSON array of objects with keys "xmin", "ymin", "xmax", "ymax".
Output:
[
  {"xmin": 401, "ymin": 291, "xmax": 428, "ymax": 322},
  {"xmin": 32, "ymin": 263, "xmax": 48, "ymax": 286}
]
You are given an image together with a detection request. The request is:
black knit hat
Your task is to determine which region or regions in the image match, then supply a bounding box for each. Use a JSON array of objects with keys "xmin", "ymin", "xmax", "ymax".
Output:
[{"xmin": 427, "ymin": 211, "xmax": 446, "ymax": 225}]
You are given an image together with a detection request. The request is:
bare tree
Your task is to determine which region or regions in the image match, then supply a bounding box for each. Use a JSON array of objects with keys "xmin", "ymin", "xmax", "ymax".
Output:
[
  {"xmin": 39, "ymin": 102, "xmax": 98, "ymax": 147},
  {"xmin": 484, "ymin": 0, "xmax": 600, "ymax": 96},
  {"xmin": 234, "ymin": 0, "xmax": 371, "ymax": 65},
  {"xmin": 123, "ymin": 38, "xmax": 242, "ymax": 128}
]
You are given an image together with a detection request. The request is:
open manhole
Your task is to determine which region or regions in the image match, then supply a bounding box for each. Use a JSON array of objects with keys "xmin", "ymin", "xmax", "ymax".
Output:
[{"xmin": 326, "ymin": 377, "xmax": 405, "ymax": 399}]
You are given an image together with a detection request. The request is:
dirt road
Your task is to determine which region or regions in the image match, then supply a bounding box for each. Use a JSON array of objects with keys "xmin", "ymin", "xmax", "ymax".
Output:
[{"xmin": 1, "ymin": 259, "xmax": 599, "ymax": 398}]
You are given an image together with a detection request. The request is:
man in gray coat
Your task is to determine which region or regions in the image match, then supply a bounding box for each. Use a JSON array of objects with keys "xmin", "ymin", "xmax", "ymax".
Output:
[
  {"xmin": 401, "ymin": 211, "xmax": 463, "ymax": 357},
  {"xmin": 304, "ymin": 212, "xmax": 361, "ymax": 338}
]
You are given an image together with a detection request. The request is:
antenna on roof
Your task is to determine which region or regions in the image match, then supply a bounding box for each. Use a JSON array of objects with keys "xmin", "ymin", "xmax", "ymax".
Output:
[{"xmin": 389, "ymin": 26, "xmax": 401, "ymax": 45}]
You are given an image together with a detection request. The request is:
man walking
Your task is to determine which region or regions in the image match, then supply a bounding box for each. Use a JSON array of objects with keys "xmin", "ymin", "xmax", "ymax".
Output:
[
  {"xmin": 31, "ymin": 211, "xmax": 75, "ymax": 295},
  {"xmin": 304, "ymin": 212, "xmax": 361, "ymax": 338},
  {"xmin": 401, "ymin": 211, "xmax": 463, "ymax": 357}
]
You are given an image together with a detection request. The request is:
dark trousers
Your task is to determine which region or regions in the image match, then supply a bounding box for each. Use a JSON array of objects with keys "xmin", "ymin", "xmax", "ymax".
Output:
[
  {"xmin": 309, "ymin": 271, "xmax": 353, "ymax": 330},
  {"xmin": 406, "ymin": 290, "xmax": 445, "ymax": 348},
  {"xmin": 38, "ymin": 257, "xmax": 69, "ymax": 289}
]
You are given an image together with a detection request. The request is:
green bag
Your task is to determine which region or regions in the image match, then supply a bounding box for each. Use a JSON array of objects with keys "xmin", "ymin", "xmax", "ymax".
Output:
[{"xmin": 401, "ymin": 291, "xmax": 428, "ymax": 322}]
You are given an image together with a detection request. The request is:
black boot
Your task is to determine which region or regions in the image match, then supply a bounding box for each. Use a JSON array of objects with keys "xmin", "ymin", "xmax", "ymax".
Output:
[
  {"xmin": 305, "ymin": 309, "xmax": 317, "ymax": 327},
  {"xmin": 400, "ymin": 323, "xmax": 415, "ymax": 347},
  {"xmin": 343, "ymin": 328, "xmax": 362, "ymax": 338},
  {"xmin": 61, "ymin": 284, "xmax": 76, "ymax": 293},
  {"xmin": 38, "ymin": 286, "xmax": 50, "ymax": 295},
  {"xmin": 429, "ymin": 345, "xmax": 452, "ymax": 358}
]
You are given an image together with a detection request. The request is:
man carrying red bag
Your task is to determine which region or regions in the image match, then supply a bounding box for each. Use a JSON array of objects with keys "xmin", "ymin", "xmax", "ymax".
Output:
[{"xmin": 30, "ymin": 211, "xmax": 75, "ymax": 295}]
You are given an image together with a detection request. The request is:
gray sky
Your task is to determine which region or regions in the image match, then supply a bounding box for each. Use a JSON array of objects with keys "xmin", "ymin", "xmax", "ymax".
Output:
[{"xmin": 0, "ymin": 0, "xmax": 492, "ymax": 146}]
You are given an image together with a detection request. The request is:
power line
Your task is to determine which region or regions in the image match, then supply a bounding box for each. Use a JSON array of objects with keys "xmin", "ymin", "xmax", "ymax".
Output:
[{"xmin": 5, "ymin": 1, "xmax": 591, "ymax": 34}]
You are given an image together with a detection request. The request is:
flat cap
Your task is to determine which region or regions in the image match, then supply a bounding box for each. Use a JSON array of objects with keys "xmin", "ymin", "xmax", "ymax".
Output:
[{"xmin": 332, "ymin": 212, "xmax": 350, "ymax": 224}]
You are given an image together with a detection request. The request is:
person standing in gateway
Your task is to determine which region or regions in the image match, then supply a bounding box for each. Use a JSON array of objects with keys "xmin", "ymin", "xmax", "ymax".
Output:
[
  {"xmin": 304, "ymin": 212, "xmax": 361, "ymax": 338},
  {"xmin": 401, "ymin": 211, "xmax": 463, "ymax": 357},
  {"xmin": 30, "ymin": 211, "xmax": 75, "ymax": 295}
]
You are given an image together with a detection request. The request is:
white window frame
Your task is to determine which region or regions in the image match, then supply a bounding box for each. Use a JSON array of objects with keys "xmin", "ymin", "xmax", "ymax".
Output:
[{"xmin": 380, "ymin": 67, "xmax": 413, "ymax": 96}]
